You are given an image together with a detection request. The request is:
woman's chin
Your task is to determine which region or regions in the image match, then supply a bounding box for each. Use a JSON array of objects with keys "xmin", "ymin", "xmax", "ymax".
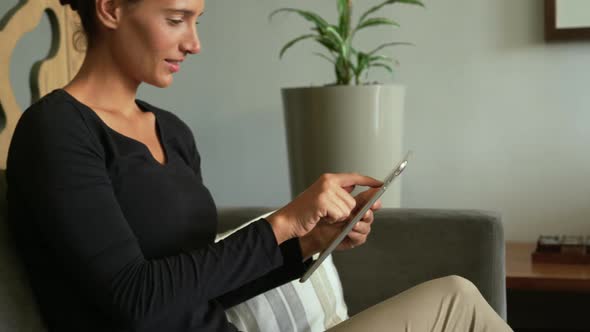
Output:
[{"xmin": 147, "ymin": 76, "xmax": 173, "ymax": 88}]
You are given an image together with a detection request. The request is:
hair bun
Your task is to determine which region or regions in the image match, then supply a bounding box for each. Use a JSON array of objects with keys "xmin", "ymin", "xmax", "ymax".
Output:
[{"xmin": 59, "ymin": 0, "xmax": 79, "ymax": 11}]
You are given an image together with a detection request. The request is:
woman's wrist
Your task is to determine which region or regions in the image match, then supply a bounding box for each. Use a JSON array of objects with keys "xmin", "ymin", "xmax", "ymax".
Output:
[
  {"xmin": 298, "ymin": 234, "xmax": 321, "ymax": 261},
  {"xmin": 265, "ymin": 213, "xmax": 292, "ymax": 245}
]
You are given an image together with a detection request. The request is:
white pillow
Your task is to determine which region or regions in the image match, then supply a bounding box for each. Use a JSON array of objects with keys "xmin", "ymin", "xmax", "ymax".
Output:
[{"xmin": 216, "ymin": 212, "xmax": 349, "ymax": 332}]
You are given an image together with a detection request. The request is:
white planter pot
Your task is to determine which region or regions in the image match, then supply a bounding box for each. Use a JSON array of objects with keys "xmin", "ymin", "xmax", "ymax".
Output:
[{"xmin": 282, "ymin": 84, "xmax": 405, "ymax": 208}]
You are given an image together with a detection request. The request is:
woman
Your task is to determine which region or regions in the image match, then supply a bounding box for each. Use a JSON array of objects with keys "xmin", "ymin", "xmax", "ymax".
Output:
[{"xmin": 6, "ymin": 0, "xmax": 513, "ymax": 331}]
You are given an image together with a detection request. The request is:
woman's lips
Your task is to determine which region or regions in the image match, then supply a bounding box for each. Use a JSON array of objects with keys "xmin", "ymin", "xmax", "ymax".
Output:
[{"xmin": 165, "ymin": 59, "xmax": 180, "ymax": 73}]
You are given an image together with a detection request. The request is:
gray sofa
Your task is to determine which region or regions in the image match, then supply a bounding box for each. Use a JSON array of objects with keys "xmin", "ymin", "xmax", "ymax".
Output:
[
  {"xmin": 218, "ymin": 208, "xmax": 507, "ymax": 318},
  {"xmin": 0, "ymin": 172, "xmax": 506, "ymax": 331}
]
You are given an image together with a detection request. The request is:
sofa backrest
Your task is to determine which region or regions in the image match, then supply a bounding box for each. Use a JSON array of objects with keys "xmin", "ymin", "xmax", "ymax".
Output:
[{"xmin": 0, "ymin": 170, "xmax": 46, "ymax": 331}]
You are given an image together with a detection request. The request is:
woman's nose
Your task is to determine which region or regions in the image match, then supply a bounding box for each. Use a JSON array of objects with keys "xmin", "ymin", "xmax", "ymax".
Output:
[{"xmin": 182, "ymin": 27, "xmax": 201, "ymax": 55}]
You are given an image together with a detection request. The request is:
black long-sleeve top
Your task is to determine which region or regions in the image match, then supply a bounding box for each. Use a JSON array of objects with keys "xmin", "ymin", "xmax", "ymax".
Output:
[{"xmin": 6, "ymin": 89, "xmax": 310, "ymax": 332}]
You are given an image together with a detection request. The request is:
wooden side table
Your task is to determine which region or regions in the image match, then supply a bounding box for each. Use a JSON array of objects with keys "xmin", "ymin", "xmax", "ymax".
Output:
[{"xmin": 506, "ymin": 242, "xmax": 590, "ymax": 331}]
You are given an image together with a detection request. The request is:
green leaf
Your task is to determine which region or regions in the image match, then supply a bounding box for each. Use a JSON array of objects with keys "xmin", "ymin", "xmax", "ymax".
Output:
[
  {"xmin": 369, "ymin": 55, "xmax": 394, "ymax": 63},
  {"xmin": 324, "ymin": 26, "xmax": 349, "ymax": 58},
  {"xmin": 368, "ymin": 42, "xmax": 413, "ymax": 55},
  {"xmin": 355, "ymin": 52, "xmax": 369, "ymax": 75},
  {"xmin": 371, "ymin": 62, "xmax": 395, "ymax": 75},
  {"xmin": 397, "ymin": 0, "xmax": 426, "ymax": 6},
  {"xmin": 269, "ymin": 8, "xmax": 330, "ymax": 33},
  {"xmin": 353, "ymin": 52, "xmax": 372, "ymax": 85},
  {"xmin": 269, "ymin": 0, "xmax": 422, "ymax": 85},
  {"xmin": 325, "ymin": 26, "xmax": 344, "ymax": 44},
  {"xmin": 306, "ymin": 25, "xmax": 346, "ymax": 55},
  {"xmin": 313, "ymin": 52, "xmax": 336, "ymax": 64},
  {"xmin": 311, "ymin": 33, "xmax": 338, "ymax": 53},
  {"xmin": 278, "ymin": 34, "xmax": 317, "ymax": 59},
  {"xmin": 355, "ymin": 17, "xmax": 399, "ymax": 32},
  {"xmin": 337, "ymin": 0, "xmax": 351, "ymax": 38},
  {"xmin": 358, "ymin": 0, "xmax": 424, "ymax": 27},
  {"xmin": 335, "ymin": 56, "xmax": 351, "ymax": 85},
  {"xmin": 337, "ymin": 0, "xmax": 347, "ymax": 15}
]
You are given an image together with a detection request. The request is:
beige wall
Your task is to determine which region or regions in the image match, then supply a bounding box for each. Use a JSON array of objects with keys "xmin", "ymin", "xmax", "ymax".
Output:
[
  {"xmin": 3, "ymin": 0, "xmax": 590, "ymax": 241},
  {"xmin": 398, "ymin": 0, "xmax": 590, "ymax": 241}
]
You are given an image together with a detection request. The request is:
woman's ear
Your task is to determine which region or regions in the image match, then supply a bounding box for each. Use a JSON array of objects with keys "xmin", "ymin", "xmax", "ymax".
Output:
[{"xmin": 95, "ymin": 0, "xmax": 122, "ymax": 30}]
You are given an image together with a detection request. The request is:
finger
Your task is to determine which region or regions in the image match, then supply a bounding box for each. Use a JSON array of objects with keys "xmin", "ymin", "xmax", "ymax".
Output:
[
  {"xmin": 346, "ymin": 231, "xmax": 367, "ymax": 246},
  {"xmin": 324, "ymin": 184, "xmax": 356, "ymax": 222},
  {"xmin": 362, "ymin": 209, "xmax": 374, "ymax": 224},
  {"xmin": 371, "ymin": 199, "xmax": 382, "ymax": 211},
  {"xmin": 335, "ymin": 186, "xmax": 357, "ymax": 213},
  {"xmin": 342, "ymin": 185, "xmax": 355, "ymax": 193},
  {"xmin": 358, "ymin": 187, "xmax": 379, "ymax": 199},
  {"xmin": 339, "ymin": 237, "xmax": 356, "ymax": 250},
  {"xmin": 336, "ymin": 173, "xmax": 383, "ymax": 189},
  {"xmin": 353, "ymin": 220, "xmax": 371, "ymax": 235},
  {"xmin": 326, "ymin": 191, "xmax": 353, "ymax": 223},
  {"xmin": 355, "ymin": 188, "xmax": 380, "ymax": 206}
]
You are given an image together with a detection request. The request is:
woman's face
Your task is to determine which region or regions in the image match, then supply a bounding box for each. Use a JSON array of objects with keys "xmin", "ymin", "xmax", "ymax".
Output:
[{"xmin": 110, "ymin": 0, "xmax": 204, "ymax": 88}]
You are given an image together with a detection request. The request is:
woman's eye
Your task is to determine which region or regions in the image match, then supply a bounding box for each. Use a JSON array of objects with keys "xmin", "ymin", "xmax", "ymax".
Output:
[{"xmin": 167, "ymin": 19, "xmax": 183, "ymax": 25}]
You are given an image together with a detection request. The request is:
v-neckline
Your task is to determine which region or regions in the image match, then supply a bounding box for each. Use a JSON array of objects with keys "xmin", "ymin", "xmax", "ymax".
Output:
[{"xmin": 57, "ymin": 89, "xmax": 169, "ymax": 167}]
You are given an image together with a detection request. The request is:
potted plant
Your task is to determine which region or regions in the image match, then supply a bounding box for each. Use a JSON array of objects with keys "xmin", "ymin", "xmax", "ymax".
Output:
[{"xmin": 270, "ymin": 0, "xmax": 424, "ymax": 207}]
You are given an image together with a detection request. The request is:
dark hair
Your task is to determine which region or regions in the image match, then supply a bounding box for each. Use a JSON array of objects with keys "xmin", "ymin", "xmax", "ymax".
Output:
[
  {"xmin": 59, "ymin": 0, "xmax": 98, "ymax": 49},
  {"xmin": 59, "ymin": 0, "xmax": 79, "ymax": 11},
  {"xmin": 59, "ymin": 0, "xmax": 139, "ymax": 50}
]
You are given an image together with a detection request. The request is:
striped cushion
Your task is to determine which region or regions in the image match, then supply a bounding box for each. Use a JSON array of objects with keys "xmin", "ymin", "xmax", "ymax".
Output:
[{"xmin": 216, "ymin": 212, "xmax": 349, "ymax": 332}]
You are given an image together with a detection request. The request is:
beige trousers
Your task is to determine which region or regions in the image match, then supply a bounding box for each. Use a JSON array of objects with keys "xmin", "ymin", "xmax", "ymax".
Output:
[{"xmin": 328, "ymin": 275, "xmax": 513, "ymax": 332}]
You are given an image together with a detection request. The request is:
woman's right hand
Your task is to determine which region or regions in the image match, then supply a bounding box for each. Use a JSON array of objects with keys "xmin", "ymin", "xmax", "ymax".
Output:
[{"xmin": 265, "ymin": 173, "xmax": 383, "ymax": 244}]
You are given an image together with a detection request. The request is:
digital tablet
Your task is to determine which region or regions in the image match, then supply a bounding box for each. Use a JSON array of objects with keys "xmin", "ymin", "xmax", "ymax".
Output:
[{"xmin": 300, "ymin": 151, "xmax": 412, "ymax": 283}]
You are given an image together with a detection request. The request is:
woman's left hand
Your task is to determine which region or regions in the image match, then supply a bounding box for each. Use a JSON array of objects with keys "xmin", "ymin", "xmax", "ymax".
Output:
[{"xmin": 299, "ymin": 188, "xmax": 383, "ymax": 261}]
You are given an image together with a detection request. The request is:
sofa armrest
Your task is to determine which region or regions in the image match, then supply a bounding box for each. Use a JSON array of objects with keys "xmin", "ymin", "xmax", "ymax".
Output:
[
  {"xmin": 216, "ymin": 207, "xmax": 507, "ymax": 320},
  {"xmin": 333, "ymin": 208, "xmax": 506, "ymax": 319}
]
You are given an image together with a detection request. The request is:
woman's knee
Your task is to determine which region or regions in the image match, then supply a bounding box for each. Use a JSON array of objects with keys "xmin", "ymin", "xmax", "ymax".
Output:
[{"xmin": 436, "ymin": 275, "xmax": 480, "ymax": 297}]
